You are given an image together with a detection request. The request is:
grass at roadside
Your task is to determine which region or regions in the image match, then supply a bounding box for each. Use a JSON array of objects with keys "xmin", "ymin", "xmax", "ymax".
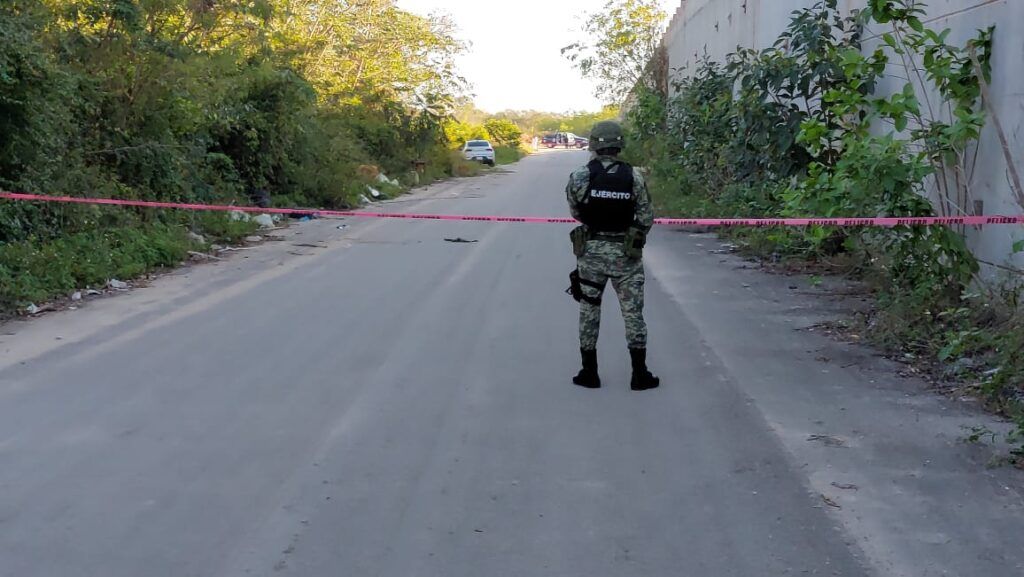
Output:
[
  {"xmin": 1, "ymin": 223, "xmax": 191, "ymax": 309},
  {"xmin": 495, "ymin": 146, "xmax": 528, "ymax": 165},
  {"xmin": 0, "ymin": 211, "xmax": 259, "ymax": 313},
  {"xmin": 449, "ymin": 154, "xmax": 486, "ymax": 177}
]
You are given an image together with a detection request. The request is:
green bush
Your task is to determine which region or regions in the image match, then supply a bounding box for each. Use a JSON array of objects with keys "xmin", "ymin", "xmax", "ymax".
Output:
[
  {"xmin": 483, "ymin": 119, "xmax": 523, "ymax": 148},
  {"xmin": 445, "ymin": 120, "xmax": 490, "ymax": 148}
]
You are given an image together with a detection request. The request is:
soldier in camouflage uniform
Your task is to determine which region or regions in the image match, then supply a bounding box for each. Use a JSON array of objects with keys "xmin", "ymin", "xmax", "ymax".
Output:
[{"xmin": 565, "ymin": 121, "xmax": 660, "ymax": 391}]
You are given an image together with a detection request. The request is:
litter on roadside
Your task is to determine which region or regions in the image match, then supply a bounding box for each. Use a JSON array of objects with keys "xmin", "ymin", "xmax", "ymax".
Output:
[
  {"xmin": 253, "ymin": 214, "xmax": 275, "ymax": 228},
  {"xmin": 376, "ymin": 173, "xmax": 400, "ymax": 187},
  {"xmin": 188, "ymin": 251, "xmax": 222, "ymax": 261}
]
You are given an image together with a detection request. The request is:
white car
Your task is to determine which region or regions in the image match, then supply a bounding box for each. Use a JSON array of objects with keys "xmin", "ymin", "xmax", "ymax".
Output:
[{"xmin": 462, "ymin": 140, "xmax": 496, "ymax": 166}]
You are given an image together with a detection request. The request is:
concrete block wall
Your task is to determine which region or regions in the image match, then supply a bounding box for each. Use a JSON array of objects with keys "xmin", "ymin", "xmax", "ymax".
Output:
[{"xmin": 662, "ymin": 0, "xmax": 1024, "ymax": 279}]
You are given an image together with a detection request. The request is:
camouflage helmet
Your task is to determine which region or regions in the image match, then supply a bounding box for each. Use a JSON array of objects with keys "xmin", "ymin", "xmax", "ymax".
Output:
[{"xmin": 589, "ymin": 120, "xmax": 625, "ymax": 152}]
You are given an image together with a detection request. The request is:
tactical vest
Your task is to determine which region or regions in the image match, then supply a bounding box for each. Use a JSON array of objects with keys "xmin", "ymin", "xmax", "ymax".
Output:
[{"xmin": 579, "ymin": 159, "xmax": 636, "ymax": 233}]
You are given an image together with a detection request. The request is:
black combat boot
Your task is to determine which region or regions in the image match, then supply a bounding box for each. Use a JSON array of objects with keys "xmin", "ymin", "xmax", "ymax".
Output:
[
  {"xmin": 629, "ymin": 348, "xmax": 660, "ymax": 391},
  {"xmin": 573, "ymin": 349, "xmax": 601, "ymax": 389}
]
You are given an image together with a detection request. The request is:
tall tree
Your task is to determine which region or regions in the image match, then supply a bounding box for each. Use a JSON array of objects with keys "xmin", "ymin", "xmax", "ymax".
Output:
[
  {"xmin": 269, "ymin": 0, "xmax": 466, "ymax": 108},
  {"xmin": 561, "ymin": 0, "xmax": 667, "ymax": 104}
]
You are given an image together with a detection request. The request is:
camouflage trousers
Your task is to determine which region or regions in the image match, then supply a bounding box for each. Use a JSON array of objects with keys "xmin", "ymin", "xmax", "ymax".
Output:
[{"xmin": 577, "ymin": 240, "xmax": 648, "ymax": 350}]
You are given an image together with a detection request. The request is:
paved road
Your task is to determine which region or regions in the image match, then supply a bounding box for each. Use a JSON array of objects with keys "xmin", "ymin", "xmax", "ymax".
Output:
[{"xmin": 1, "ymin": 151, "xmax": 1022, "ymax": 577}]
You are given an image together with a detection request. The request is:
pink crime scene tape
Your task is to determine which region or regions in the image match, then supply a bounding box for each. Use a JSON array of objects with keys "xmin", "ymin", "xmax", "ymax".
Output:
[{"xmin": 2, "ymin": 191, "xmax": 1022, "ymax": 227}]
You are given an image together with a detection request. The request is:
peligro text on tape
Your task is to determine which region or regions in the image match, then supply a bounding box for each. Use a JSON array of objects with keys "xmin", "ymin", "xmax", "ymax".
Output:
[{"xmin": 1, "ymin": 191, "xmax": 1022, "ymax": 227}]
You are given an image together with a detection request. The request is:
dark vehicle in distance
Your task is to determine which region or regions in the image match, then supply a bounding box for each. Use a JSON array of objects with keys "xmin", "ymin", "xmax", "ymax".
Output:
[{"xmin": 541, "ymin": 132, "xmax": 587, "ymax": 149}]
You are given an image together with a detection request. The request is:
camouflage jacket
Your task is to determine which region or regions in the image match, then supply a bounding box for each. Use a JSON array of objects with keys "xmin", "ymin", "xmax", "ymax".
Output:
[{"xmin": 565, "ymin": 155, "xmax": 654, "ymax": 232}]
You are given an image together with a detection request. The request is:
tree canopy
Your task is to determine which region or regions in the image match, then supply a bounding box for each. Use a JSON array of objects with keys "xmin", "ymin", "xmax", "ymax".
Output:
[
  {"xmin": 561, "ymin": 0, "xmax": 668, "ymax": 103},
  {"xmin": 1, "ymin": 0, "xmax": 469, "ymax": 231}
]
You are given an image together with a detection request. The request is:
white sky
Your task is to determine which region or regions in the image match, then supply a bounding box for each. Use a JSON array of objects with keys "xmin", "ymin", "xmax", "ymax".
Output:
[{"xmin": 396, "ymin": 0, "xmax": 680, "ymax": 113}]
